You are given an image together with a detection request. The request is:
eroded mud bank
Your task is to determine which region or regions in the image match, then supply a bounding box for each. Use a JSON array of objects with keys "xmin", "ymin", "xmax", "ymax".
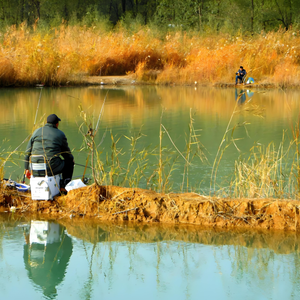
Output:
[{"xmin": 1, "ymin": 184, "xmax": 300, "ymax": 231}]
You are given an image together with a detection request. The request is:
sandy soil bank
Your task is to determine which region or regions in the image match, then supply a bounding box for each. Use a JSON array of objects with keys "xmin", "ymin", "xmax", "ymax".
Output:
[{"xmin": 1, "ymin": 184, "xmax": 300, "ymax": 232}]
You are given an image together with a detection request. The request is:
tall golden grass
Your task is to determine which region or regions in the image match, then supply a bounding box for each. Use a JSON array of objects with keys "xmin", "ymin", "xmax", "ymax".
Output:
[
  {"xmin": 230, "ymin": 134, "xmax": 300, "ymax": 199},
  {"xmin": 1, "ymin": 23, "xmax": 300, "ymax": 87}
]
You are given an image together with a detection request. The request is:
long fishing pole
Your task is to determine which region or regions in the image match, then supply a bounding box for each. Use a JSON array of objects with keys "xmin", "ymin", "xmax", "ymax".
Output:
[
  {"xmin": 82, "ymin": 154, "xmax": 90, "ymax": 182},
  {"xmin": 75, "ymin": 163, "xmax": 93, "ymax": 169},
  {"xmin": 72, "ymin": 175, "xmax": 91, "ymax": 184},
  {"xmin": 22, "ymin": 88, "xmax": 43, "ymax": 183},
  {"xmin": 21, "ymin": 170, "xmax": 26, "ymax": 184},
  {"xmin": 34, "ymin": 88, "xmax": 43, "ymax": 127},
  {"xmin": 75, "ymin": 161, "xmax": 94, "ymax": 184}
]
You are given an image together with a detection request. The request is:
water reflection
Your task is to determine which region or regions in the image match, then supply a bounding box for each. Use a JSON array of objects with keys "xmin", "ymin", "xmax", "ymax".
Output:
[
  {"xmin": 62, "ymin": 221, "xmax": 300, "ymax": 255},
  {"xmin": 247, "ymin": 90, "xmax": 254, "ymax": 98},
  {"xmin": 235, "ymin": 88, "xmax": 246, "ymax": 104},
  {"xmin": 60, "ymin": 221, "xmax": 300, "ymax": 299},
  {"xmin": 1, "ymin": 215, "xmax": 300, "ymax": 299},
  {"xmin": 235, "ymin": 88, "xmax": 254, "ymax": 104},
  {"xmin": 2, "ymin": 86, "xmax": 300, "ymax": 193},
  {"xmin": 23, "ymin": 221, "xmax": 73, "ymax": 299}
]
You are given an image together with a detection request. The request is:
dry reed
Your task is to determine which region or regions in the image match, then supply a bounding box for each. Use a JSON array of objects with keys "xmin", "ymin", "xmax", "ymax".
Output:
[{"xmin": 0, "ymin": 24, "xmax": 300, "ymax": 87}]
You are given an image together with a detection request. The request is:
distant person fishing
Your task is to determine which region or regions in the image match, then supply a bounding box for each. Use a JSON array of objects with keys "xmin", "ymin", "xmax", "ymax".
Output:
[{"xmin": 235, "ymin": 66, "xmax": 247, "ymax": 85}]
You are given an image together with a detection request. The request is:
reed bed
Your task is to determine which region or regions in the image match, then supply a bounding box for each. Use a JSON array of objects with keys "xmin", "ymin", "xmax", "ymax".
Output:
[
  {"xmin": 229, "ymin": 122, "xmax": 300, "ymax": 199},
  {"xmin": 77, "ymin": 94, "xmax": 300, "ymax": 200},
  {"xmin": 2, "ymin": 97, "xmax": 299, "ymax": 199},
  {"xmin": 77, "ymin": 105, "xmax": 207, "ymax": 194},
  {"xmin": 0, "ymin": 23, "xmax": 300, "ymax": 87}
]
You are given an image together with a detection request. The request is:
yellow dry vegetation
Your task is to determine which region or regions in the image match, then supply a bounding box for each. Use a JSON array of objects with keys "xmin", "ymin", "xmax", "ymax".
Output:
[{"xmin": 0, "ymin": 24, "xmax": 300, "ymax": 87}]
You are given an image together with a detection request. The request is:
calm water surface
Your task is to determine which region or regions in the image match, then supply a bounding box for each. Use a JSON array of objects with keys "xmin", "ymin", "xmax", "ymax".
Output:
[
  {"xmin": 0, "ymin": 216, "xmax": 299, "ymax": 300},
  {"xmin": 1, "ymin": 86, "xmax": 300, "ymax": 193},
  {"xmin": 1, "ymin": 87, "xmax": 299, "ymax": 299}
]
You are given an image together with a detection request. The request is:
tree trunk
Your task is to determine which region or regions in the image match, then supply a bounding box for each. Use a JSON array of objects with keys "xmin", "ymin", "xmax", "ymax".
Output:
[
  {"xmin": 251, "ymin": 0, "xmax": 254, "ymax": 35},
  {"xmin": 274, "ymin": 0, "xmax": 288, "ymax": 30},
  {"xmin": 64, "ymin": 3, "xmax": 68, "ymax": 21},
  {"xmin": 216, "ymin": 0, "xmax": 220, "ymax": 32},
  {"xmin": 198, "ymin": 4, "xmax": 202, "ymax": 32},
  {"xmin": 33, "ymin": 0, "xmax": 41, "ymax": 19},
  {"xmin": 121, "ymin": 0, "xmax": 126, "ymax": 14},
  {"xmin": 288, "ymin": 0, "xmax": 292, "ymax": 28},
  {"xmin": 21, "ymin": 0, "xmax": 25, "ymax": 23}
]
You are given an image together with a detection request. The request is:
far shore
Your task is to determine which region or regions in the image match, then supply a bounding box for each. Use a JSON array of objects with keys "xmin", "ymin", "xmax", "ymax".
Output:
[
  {"xmin": 28, "ymin": 75, "xmax": 299, "ymax": 89},
  {"xmin": 1, "ymin": 74, "xmax": 298, "ymax": 89},
  {"xmin": 2, "ymin": 27, "xmax": 299, "ymax": 89}
]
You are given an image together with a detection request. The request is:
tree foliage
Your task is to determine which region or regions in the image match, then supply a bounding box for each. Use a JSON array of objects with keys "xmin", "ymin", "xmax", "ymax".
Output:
[{"xmin": 0, "ymin": 0, "xmax": 300, "ymax": 33}]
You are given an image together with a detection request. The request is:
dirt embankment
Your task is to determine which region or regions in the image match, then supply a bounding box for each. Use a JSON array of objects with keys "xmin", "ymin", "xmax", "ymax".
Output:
[{"xmin": 1, "ymin": 184, "xmax": 300, "ymax": 232}]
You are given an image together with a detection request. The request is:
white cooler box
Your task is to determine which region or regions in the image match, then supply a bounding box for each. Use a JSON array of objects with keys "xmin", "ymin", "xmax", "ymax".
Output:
[{"xmin": 30, "ymin": 174, "xmax": 61, "ymax": 200}]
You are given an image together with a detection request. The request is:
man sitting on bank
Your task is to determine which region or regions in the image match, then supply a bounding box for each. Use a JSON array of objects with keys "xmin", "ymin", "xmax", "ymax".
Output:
[
  {"xmin": 235, "ymin": 66, "xmax": 247, "ymax": 85},
  {"xmin": 24, "ymin": 114, "xmax": 74, "ymax": 191}
]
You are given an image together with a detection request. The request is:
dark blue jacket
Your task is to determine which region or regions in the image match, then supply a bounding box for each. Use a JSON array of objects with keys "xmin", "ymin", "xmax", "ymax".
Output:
[{"xmin": 236, "ymin": 69, "xmax": 247, "ymax": 77}]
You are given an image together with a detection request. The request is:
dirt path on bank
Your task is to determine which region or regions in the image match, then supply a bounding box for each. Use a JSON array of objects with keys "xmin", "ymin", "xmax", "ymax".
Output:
[
  {"xmin": 72, "ymin": 75, "xmax": 281, "ymax": 89},
  {"xmin": 1, "ymin": 184, "xmax": 300, "ymax": 231},
  {"xmin": 79, "ymin": 75, "xmax": 141, "ymax": 86}
]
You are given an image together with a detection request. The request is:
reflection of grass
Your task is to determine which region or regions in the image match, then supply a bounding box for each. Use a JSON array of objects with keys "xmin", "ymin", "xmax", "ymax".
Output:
[
  {"xmin": 68, "ymin": 221, "xmax": 300, "ymax": 298},
  {"xmin": 0, "ymin": 87, "xmax": 298, "ymax": 136}
]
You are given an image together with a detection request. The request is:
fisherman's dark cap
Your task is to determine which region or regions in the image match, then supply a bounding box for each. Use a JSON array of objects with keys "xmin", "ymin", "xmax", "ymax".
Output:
[
  {"xmin": 240, "ymin": 66, "xmax": 243, "ymax": 68},
  {"xmin": 47, "ymin": 114, "xmax": 61, "ymax": 124}
]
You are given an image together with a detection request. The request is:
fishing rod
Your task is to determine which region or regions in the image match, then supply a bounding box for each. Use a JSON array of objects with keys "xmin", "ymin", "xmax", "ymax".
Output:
[
  {"xmin": 21, "ymin": 170, "xmax": 26, "ymax": 184},
  {"xmin": 74, "ymin": 163, "xmax": 93, "ymax": 170},
  {"xmin": 75, "ymin": 162, "xmax": 93, "ymax": 183},
  {"xmin": 82, "ymin": 154, "xmax": 90, "ymax": 182},
  {"xmin": 72, "ymin": 175, "xmax": 91, "ymax": 184},
  {"xmin": 21, "ymin": 89, "xmax": 43, "ymax": 183}
]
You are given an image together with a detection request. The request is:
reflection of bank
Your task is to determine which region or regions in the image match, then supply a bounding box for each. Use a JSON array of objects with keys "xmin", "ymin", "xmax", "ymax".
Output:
[{"xmin": 23, "ymin": 221, "xmax": 73, "ymax": 300}]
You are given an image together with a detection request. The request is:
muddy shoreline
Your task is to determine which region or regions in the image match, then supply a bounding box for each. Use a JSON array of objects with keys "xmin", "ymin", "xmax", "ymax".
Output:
[
  {"xmin": 2, "ymin": 74, "xmax": 297, "ymax": 89},
  {"xmin": 72, "ymin": 75, "xmax": 294, "ymax": 89},
  {"xmin": 1, "ymin": 184, "xmax": 300, "ymax": 232}
]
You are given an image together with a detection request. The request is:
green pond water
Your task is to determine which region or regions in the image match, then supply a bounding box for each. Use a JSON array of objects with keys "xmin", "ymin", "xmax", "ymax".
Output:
[
  {"xmin": 1, "ymin": 86, "xmax": 300, "ymax": 193},
  {"xmin": 0, "ymin": 216, "xmax": 299, "ymax": 300},
  {"xmin": 1, "ymin": 86, "xmax": 300, "ymax": 299}
]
